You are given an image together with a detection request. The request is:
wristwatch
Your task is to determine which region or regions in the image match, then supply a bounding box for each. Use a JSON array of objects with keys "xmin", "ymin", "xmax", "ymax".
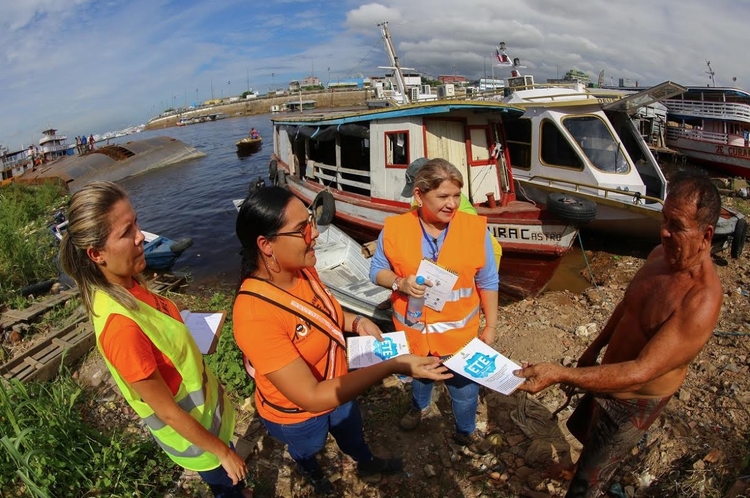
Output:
[{"xmin": 391, "ymin": 276, "xmax": 402, "ymax": 292}]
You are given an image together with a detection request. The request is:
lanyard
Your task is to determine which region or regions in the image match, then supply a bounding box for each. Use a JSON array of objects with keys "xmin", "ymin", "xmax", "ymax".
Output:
[{"xmin": 418, "ymin": 217, "xmax": 448, "ymax": 261}]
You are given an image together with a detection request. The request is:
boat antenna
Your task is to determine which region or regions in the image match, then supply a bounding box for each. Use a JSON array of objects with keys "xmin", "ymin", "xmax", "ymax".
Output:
[
  {"xmin": 705, "ymin": 60, "xmax": 716, "ymax": 87},
  {"xmin": 377, "ymin": 21, "xmax": 410, "ymax": 104}
]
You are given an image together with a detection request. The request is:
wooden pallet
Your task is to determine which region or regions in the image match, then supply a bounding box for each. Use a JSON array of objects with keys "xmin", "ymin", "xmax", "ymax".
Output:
[
  {"xmin": 1, "ymin": 314, "xmax": 93, "ymax": 383},
  {"xmin": 147, "ymin": 273, "xmax": 189, "ymax": 295},
  {"xmin": 0, "ymin": 290, "xmax": 78, "ymax": 332}
]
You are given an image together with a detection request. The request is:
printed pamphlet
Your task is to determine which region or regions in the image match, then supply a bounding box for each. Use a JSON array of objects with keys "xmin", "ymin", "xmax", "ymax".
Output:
[
  {"xmin": 442, "ymin": 338, "xmax": 524, "ymax": 395},
  {"xmin": 347, "ymin": 331, "xmax": 410, "ymax": 369}
]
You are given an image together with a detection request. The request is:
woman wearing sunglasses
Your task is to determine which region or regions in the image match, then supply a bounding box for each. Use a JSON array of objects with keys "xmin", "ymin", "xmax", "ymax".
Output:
[{"xmin": 233, "ymin": 186, "xmax": 452, "ymax": 495}]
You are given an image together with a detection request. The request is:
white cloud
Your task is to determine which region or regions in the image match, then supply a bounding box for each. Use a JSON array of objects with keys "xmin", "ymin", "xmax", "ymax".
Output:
[{"xmin": 1, "ymin": 0, "xmax": 749, "ymax": 150}]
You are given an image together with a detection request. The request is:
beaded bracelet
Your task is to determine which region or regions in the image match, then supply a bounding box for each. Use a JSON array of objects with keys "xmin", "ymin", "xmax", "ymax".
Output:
[{"xmin": 351, "ymin": 315, "xmax": 364, "ymax": 334}]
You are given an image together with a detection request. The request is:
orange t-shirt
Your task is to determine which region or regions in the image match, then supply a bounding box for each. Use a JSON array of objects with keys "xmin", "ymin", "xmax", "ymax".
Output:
[
  {"xmin": 233, "ymin": 271, "xmax": 348, "ymax": 424},
  {"xmin": 99, "ymin": 281, "xmax": 184, "ymax": 395}
]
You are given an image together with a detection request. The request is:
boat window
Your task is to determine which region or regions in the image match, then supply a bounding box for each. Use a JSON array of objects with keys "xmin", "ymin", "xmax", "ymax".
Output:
[
  {"xmin": 468, "ymin": 126, "xmax": 491, "ymax": 164},
  {"xmin": 385, "ymin": 131, "xmax": 409, "ymax": 168},
  {"xmin": 503, "ymin": 118, "xmax": 532, "ymax": 170},
  {"xmin": 562, "ymin": 116, "xmax": 628, "ymax": 173},
  {"xmin": 541, "ymin": 120, "xmax": 584, "ymax": 170}
]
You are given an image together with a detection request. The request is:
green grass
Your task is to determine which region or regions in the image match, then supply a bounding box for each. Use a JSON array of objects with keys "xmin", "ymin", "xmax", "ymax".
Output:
[
  {"xmin": 0, "ymin": 183, "xmax": 68, "ymax": 305},
  {"xmin": 0, "ymin": 368, "xmax": 181, "ymax": 497}
]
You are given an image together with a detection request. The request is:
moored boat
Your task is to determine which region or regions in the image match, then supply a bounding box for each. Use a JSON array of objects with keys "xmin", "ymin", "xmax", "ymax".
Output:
[
  {"xmin": 664, "ymin": 84, "xmax": 750, "ymax": 179},
  {"xmin": 481, "ymin": 43, "xmax": 745, "ymax": 256}
]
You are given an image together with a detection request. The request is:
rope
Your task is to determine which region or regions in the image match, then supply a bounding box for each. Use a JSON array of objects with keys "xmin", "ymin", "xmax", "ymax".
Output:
[
  {"xmin": 713, "ymin": 330, "xmax": 750, "ymax": 337},
  {"xmin": 577, "ymin": 232, "xmax": 614, "ymax": 309}
]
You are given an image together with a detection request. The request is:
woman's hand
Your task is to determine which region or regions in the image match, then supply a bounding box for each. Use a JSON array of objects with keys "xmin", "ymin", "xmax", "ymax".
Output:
[
  {"xmin": 400, "ymin": 275, "xmax": 433, "ymax": 297},
  {"xmin": 218, "ymin": 446, "xmax": 249, "ymax": 485},
  {"xmin": 357, "ymin": 316, "xmax": 384, "ymax": 341},
  {"xmin": 479, "ymin": 325, "xmax": 496, "ymax": 345},
  {"xmin": 392, "ymin": 355, "xmax": 453, "ymax": 381}
]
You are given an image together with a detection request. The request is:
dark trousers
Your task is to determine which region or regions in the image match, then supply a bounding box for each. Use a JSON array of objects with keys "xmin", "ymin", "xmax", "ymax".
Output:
[{"xmin": 261, "ymin": 399, "xmax": 373, "ymax": 475}]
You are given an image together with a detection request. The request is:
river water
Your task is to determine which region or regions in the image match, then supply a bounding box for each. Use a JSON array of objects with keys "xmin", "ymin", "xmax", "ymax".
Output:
[
  {"xmin": 114, "ymin": 116, "xmax": 275, "ymax": 289},
  {"xmin": 113, "ymin": 115, "xmax": 602, "ymax": 293}
]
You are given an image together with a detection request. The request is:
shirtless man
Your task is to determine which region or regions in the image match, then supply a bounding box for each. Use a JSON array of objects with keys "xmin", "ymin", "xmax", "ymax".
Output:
[{"xmin": 514, "ymin": 170, "xmax": 723, "ymax": 498}]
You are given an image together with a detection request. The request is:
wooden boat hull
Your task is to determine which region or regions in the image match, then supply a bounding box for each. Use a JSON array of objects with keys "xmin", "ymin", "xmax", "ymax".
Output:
[
  {"xmin": 666, "ymin": 135, "xmax": 750, "ymax": 178},
  {"xmin": 236, "ymin": 137, "xmax": 262, "ymax": 155},
  {"xmin": 282, "ymin": 170, "xmax": 576, "ymax": 300}
]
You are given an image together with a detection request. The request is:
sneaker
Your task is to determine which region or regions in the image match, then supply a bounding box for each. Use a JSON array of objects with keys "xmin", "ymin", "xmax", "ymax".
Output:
[
  {"xmin": 357, "ymin": 456, "xmax": 404, "ymax": 479},
  {"xmin": 453, "ymin": 430, "xmax": 493, "ymax": 455},
  {"xmin": 297, "ymin": 466, "xmax": 334, "ymax": 495},
  {"xmin": 399, "ymin": 403, "xmax": 438, "ymax": 431}
]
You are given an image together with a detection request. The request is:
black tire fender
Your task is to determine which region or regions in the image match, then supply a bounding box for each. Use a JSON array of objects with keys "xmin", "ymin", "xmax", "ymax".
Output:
[
  {"xmin": 311, "ymin": 191, "xmax": 335, "ymax": 225},
  {"xmin": 731, "ymin": 218, "xmax": 747, "ymax": 259},
  {"xmin": 274, "ymin": 169, "xmax": 287, "ymax": 187},
  {"xmin": 268, "ymin": 158, "xmax": 278, "ymax": 180},
  {"xmin": 547, "ymin": 193, "xmax": 598, "ymax": 225}
]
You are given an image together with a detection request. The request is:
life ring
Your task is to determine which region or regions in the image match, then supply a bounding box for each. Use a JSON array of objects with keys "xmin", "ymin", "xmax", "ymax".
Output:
[
  {"xmin": 731, "ymin": 218, "xmax": 747, "ymax": 259},
  {"xmin": 546, "ymin": 193, "xmax": 597, "ymax": 225},
  {"xmin": 311, "ymin": 191, "xmax": 335, "ymax": 225},
  {"xmin": 273, "ymin": 169, "xmax": 287, "ymax": 187},
  {"xmin": 268, "ymin": 159, "xmax": 278, "ymax": 180}
]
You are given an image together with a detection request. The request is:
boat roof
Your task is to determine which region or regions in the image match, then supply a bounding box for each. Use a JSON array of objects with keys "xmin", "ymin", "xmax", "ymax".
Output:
[
  {"xmin": 271, "ymin": 100, "xmax": 524, "ymax": 125},
  {"xmin": 680, "ymin": 86, "xmax": 750, "ymax": 98}
]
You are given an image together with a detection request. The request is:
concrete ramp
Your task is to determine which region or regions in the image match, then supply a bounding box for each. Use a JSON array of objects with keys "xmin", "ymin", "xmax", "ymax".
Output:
[{"xmin": 19, "ymin": 136, "xmax": 205, "ymax": 192}]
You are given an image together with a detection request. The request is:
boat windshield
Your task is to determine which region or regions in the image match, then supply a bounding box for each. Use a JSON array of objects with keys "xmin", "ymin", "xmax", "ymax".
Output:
[{"xmin": 563, "ymin": 116, "xmax": 629, "ymax": 173}]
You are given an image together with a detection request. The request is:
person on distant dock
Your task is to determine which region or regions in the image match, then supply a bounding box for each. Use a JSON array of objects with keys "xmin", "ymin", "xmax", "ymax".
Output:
[
  {"xmin": 743, "ymin": 128, "xmax": 749, "ymax": 147},
  {"xmin": 514, "ymin": 169, "xmax": 723, "ymax": 498},
  {"xmin": 75, "ymin": 135, "xmax": 82, "ymax": 154},
  {"xmin": 81, "ymin": 135, "xmax": 87, "ymax": 153},
  {"xmin": 89, "ymin": 134, "xmax": 95, "ymax": 151},
  {"xmin": 59, "ymin": 181, "xmax": 253, "ymax": 498},
  {"xmin": 249, "ymin": 128, "xmax": 259, "ymax": 139}
]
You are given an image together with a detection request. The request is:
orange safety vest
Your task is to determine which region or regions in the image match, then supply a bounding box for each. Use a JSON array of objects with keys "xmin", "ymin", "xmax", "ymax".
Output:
[
  {"xmin": 237, "ymin": 268, "xmax": 346, "ymax": 419},
  {"xmin": 383, "ymin": 210, "xmax": 486, "ymax": 356}
]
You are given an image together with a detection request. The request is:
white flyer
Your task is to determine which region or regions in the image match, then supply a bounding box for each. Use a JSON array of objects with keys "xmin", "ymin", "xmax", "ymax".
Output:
[
  {"xmin": 442, "ymin": 338, "xmax": 524, "ymax": 395},
  {"xmin": 346, "ymin": 331, "xmax": 411, "ymax": 369},
  {"xmin": 416, "ymin": 258, "xmax": 459, "ymax": 312}
]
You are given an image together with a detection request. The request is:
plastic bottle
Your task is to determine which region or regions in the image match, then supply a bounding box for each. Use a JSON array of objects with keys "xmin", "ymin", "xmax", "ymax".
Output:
[{"xmin": 406, "ymin": 276, "xmax": 426, "ymax": 325}]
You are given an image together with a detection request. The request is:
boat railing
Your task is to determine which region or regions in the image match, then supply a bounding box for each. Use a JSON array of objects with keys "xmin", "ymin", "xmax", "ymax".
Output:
[
  {"xmin": 312, "ymin": 161, "xmax": 373, "ymax": 193},
  {"xmin": 666, "ymin": 100, "xmax": 750, "ymax": 123},
  {"xmin": 666, "ymin": 126, "xmax": 728, "ymax": 145},
  {"xmin": 526, "ymin": 175, "xmax": 664, "ymax": 205}
]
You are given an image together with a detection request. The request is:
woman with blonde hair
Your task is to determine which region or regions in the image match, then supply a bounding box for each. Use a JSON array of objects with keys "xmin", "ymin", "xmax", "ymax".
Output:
[
  {"xmin": 370, "ymin": 158, "xmax": 499, "ymax": 455},
  {"xmin": 60, "ymin": 181, "xmax": 251, "ymax": 497}
]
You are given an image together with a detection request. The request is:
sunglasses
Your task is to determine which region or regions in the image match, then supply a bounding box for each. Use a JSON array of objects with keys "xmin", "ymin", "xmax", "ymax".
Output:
[{"xmin": 275, "ymin": 211, "xmax": 316, "ymax": 245}]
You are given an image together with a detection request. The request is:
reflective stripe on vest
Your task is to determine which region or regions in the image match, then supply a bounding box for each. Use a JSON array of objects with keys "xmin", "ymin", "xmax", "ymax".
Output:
[{"xmin": 393, "ymin": 303, "xmax": 480, "ymax": 333}]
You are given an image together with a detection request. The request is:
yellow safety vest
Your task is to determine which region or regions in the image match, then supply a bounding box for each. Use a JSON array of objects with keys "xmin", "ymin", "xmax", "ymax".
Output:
[{"xmin": 91, "ymin": 289, "xmax": 235, "ymax": 471}]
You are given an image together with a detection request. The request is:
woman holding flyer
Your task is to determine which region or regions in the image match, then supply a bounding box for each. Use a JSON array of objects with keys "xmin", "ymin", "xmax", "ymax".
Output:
[
  {"xmin": 59, "ymin": 181, "xmax": 252, "ymax": 497},
  {"xmin": 233, "ymin": 186, "xmax": 451, "ymax": 495},
  {"xmin": 369, "ymin": 158, "xmax": 499, "ymax": 455}
]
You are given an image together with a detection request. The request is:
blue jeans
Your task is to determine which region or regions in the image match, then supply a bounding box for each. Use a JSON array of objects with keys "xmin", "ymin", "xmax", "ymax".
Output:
[
  {"xmin": 261, "ymin": 399, "xmax": 373, "ymax": 475},
  {"xmin": 411, "ymin": 375, "xmax": 480, "ymax": 435},
  {"xmin": 197, "ymin": 443, "xmax": 247, "ymax": 498}
]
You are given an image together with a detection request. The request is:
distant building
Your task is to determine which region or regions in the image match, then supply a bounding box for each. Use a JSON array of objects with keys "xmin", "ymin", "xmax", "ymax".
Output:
[
  {"xmin": 547, "ymin": 69, "xmax": 592, "ymax": 86},
  {"xmin": 328, "ymin": 78, "xmax": 366, "ymax": 89},
  {"xmin": 301, "ymin": 75, "xmax": 321, "ymax": 87},
  {"xmin": 478, "ymin": 78, "xmax": 504, "ymax": 91},
  {"xmin": 618, "ymin": 78, "xmax": 639, "ymax": 88},
  {"xmin": 289, "ymin": 80, "xmax": 301, "ymax": 92},
  {"xmin": 438, "ymin": 75, "xmax": 468, "ymax": 86}
]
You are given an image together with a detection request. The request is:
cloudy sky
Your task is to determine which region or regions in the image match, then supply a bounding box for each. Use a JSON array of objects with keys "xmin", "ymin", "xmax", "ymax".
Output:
[{"xmin": 2, "ymin": 0, "xmax": 748, "ymax": 151}]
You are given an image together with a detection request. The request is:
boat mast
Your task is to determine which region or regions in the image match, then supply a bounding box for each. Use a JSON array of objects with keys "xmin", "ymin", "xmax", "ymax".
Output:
[{"xmin": 378, "ymin": 21, "xmax": 409, "ymax": 104}]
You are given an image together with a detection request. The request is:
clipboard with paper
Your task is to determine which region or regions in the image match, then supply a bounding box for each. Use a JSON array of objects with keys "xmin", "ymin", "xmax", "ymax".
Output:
[{"xmin": 416, "ymin": 258, "xmax": 459, "ymax": 312}]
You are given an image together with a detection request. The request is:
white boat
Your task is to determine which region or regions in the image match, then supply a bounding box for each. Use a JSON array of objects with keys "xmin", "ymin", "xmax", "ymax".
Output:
[
  {"xmin": 232, "ymin": 199, "xmax": 392, "ymax": 322},
  {"xmin": 664, "ymin": 83, "xmax": 750, "ymax": 179},
  {"xmin": 39, "ymin": 127, "xmax": 74, "ymax": 160},
  {"xmin": 482, "ymin": 43, "xmax": 745, "ymax": 256}
]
